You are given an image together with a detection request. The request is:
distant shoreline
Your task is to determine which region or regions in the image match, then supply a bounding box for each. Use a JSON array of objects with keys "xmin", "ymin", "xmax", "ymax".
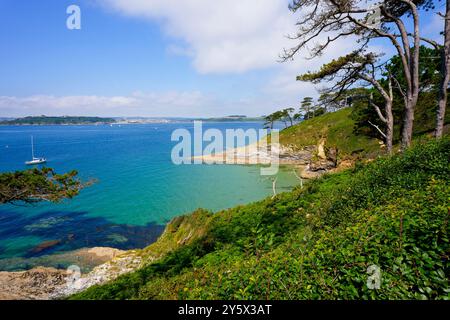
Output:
[
  {"xmin": 0, "ymin": 116, "xmax": 265, "ymax": 126},
  {"xmin": 0, "ymin": 116, "xmax": 116, "ymax": 126},
  {"xmin": 0, "ymin": 123, "xmax": 115, "ymax": 126},
  {"xmin": 0, "ymin": 120, "xmax": 266, "ymax": 126}
]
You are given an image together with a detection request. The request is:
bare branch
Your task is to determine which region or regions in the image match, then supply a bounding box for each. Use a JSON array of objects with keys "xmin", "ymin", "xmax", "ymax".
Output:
[
  {"xmin": 391, "ymin": 74, "xmax": 407, "ymax": 99},
  {"xmin": 292, "ymin": 169, "xmax": 304, "ymax": 189},
  {"xmin": 381, "ymin": 5, "xmax": 411, "ymax": 63},
  {"xmin": 272, "ymin": 177, "xmax": 278, "ymax": 198},
  {"xmin": 368, "ymin": 120, "xmax": 387, "ymax": 139},
  {"xmin": 370, "ymin": 100, "xmax": 388, "ymax": 124}
]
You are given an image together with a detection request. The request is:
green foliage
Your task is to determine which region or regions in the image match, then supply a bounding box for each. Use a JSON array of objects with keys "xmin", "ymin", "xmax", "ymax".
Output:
[
  {"xmin": 352, "ymin": 89, "xmax": 450, "ymax": 141},
  {"xmin": 282, "ymin": 108, "xmax": 295, "ymax": 126},
  {"xmin": 303, "ymin": 107, "xmax": 326, "ymax": 120},
  {"xmin": 387, "ymin": 46, "xmax": 442, "ymax": 93},
  {"xmin": 0, "ymin": 168, "xmax": 90, "ymax": 204},
  {"xmin": 71, "ymin": 137, "xmax": 450, "ymax": 300},
  {"xmin": 264, "ymin": 111, "xmax": 282, "ymax": 129},
  {"xmin": 264, "ymin": 109, "xmax": 295, "ymax": 129},
  {"xmin": 298, "ymin": 97, "xmax": 315, "ymax": 120},
  {"xmin": 298, "ymin": 52, "xmax": 374, "ymax": 84}
]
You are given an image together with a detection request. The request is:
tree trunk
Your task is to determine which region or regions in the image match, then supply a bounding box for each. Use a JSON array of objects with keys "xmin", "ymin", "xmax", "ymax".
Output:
[
  {"xmin": 400, "ymin": 3, "xmax": 421, "ymax": 150},
  {"xmin": 401, "ymin": 97, "xmax": 415, "ymax": 150},
  {"xmin": 436, "ymin": 0, "xmax": 450, "ymax": 138},
  {"xmin": 386, "ymin": 100, "xmax": 394, "ymax": 154},
  {"xmin": 401, "ymin": 55, "xmax": 421, "ymax": 150},
  {"xmin": 364, "ymin": 74, "xmax": 395, "ymax": 153}
]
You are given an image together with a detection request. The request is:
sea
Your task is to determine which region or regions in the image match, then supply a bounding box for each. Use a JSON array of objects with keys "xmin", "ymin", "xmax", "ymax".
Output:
[{"xmin": 0, "ymin": 122, "xmax": 299, "ymax": 271}]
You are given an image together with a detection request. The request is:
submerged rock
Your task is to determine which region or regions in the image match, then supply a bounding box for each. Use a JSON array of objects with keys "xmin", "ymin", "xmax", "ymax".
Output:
[
  {"xmin": 24, "ymin": 217, "xmax": 69, "ymax": 232},
  {"xmin": 106, "ymin": 234, "xmax": 128, "ymax": 244},
  {"xmin": 29, "ymin": 240, "xmax": 62, "ymax": 255}
]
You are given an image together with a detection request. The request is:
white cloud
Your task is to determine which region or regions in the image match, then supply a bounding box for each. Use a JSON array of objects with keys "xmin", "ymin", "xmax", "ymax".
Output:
[
  {"xmin": 0, "ymin": 91, "xmax": 216, "ymax": 117},
  {"xmin": 100, "ymin": 0, "xmax": 298, "ymax": 74},
  {"xmin": 0, "ymin": 95, "xmax": 138, "ymax": 109},
  {"xmin": 96, "ymin": 0, "xmax": 388, "ymax": 113}
]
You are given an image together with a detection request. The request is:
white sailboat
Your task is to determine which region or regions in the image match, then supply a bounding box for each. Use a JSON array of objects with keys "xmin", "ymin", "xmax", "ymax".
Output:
[{"xmin": 25, "ymin": 136, "xmax": 47, "ymax": 165}]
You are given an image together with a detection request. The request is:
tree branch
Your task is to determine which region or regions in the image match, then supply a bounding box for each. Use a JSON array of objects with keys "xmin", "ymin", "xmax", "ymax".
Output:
[
  {"xmin": 370, "ymin": 101, "xmax": 388, "ymax": 124},
  {"xmin": 368, "ymin": 120, "xmax": 387, "ymax": 139}
]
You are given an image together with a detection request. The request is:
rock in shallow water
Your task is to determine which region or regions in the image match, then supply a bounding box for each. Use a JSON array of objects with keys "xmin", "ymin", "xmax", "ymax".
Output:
[
  {"xmin": 0, "ymin": 247, "xmax": 126, "ymax": 300},
  {"xmin": 29, "ymin": 240, "xmax": 62, "ymax": 255}
]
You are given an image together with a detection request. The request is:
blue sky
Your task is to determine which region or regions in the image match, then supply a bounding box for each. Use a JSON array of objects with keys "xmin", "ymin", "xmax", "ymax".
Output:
[{"xmin": 0, "ymin": 0, "xmax": 444, "ymax": 117}]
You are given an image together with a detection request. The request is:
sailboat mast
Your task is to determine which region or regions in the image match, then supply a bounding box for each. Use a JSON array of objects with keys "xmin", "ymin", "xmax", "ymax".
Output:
[{"xmin": 31, "ymin": 136, "xmax": 34, "ymax": 159}]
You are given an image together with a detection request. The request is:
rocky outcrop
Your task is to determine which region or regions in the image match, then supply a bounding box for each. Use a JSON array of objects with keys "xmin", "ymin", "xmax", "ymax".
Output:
[
  {"xmin": 0, "ymin": 247, "xmax": 125, "ymax": 300},
  {"xmin": 50, "ymin": 250, "xmax": 143, "ymax": 299},
  {"xmin": 193, "ymin": 137, "xmax": 341, "ymax": 179},
  {"xmin": 0, "ymin": 267, "xmax": 67, "ymax": 300},
  {"xmin": 0, "ymin": 250, "xmax": 142, "ymax": 300},
  {"xmin": 279, "ymin": 145, "xmax": 315, "ymax": 165},
  {"xmin": 317, "ymin": 139, "xmax": 327, "ymax": 159},
  {"xmin": 300, "ymin": 142, "xmax": 339, "ymax": 179},
  {"xmin": 192, "ymin": 142, "xmax": 315, "ymax": 165}
]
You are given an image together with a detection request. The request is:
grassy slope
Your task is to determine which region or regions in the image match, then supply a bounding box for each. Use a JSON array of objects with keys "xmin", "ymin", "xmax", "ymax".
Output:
[
  {"xmin": 72, "ymin": 137, "xmax": 450, "ymax": 300},
  {"xmin": 279, "ymin": 108, "xmax": 381, "ymax": 157}
]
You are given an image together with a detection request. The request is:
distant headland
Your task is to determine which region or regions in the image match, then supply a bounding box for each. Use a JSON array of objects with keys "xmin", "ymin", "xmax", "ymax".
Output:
[
  {"xmin": 0, "ymin": 116, "xmax": 116, "ymax": 125},
  {"xmin": 0, "ymin": 115, "xmax": 264, "ymax": 125}
]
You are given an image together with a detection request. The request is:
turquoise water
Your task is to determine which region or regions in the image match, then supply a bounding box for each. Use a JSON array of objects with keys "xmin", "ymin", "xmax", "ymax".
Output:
[{"xmin": 0, "ymin": 122, "xmax": 299, "ymax": 270}]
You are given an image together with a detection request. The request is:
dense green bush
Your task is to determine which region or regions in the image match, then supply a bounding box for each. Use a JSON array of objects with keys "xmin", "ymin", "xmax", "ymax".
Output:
[{"xmin": 72, "ymin": 137, "xmax": 450, "ymax": 300}]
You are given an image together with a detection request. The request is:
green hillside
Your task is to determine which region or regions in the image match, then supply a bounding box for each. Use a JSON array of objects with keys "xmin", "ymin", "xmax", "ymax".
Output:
[
  {"xmin": 279, "ymin": 108, "xmax": 381, "ymax": 158},
  {"xmin": 71, "ymin": 137, "xmax": 450, "ymax": 300}
]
